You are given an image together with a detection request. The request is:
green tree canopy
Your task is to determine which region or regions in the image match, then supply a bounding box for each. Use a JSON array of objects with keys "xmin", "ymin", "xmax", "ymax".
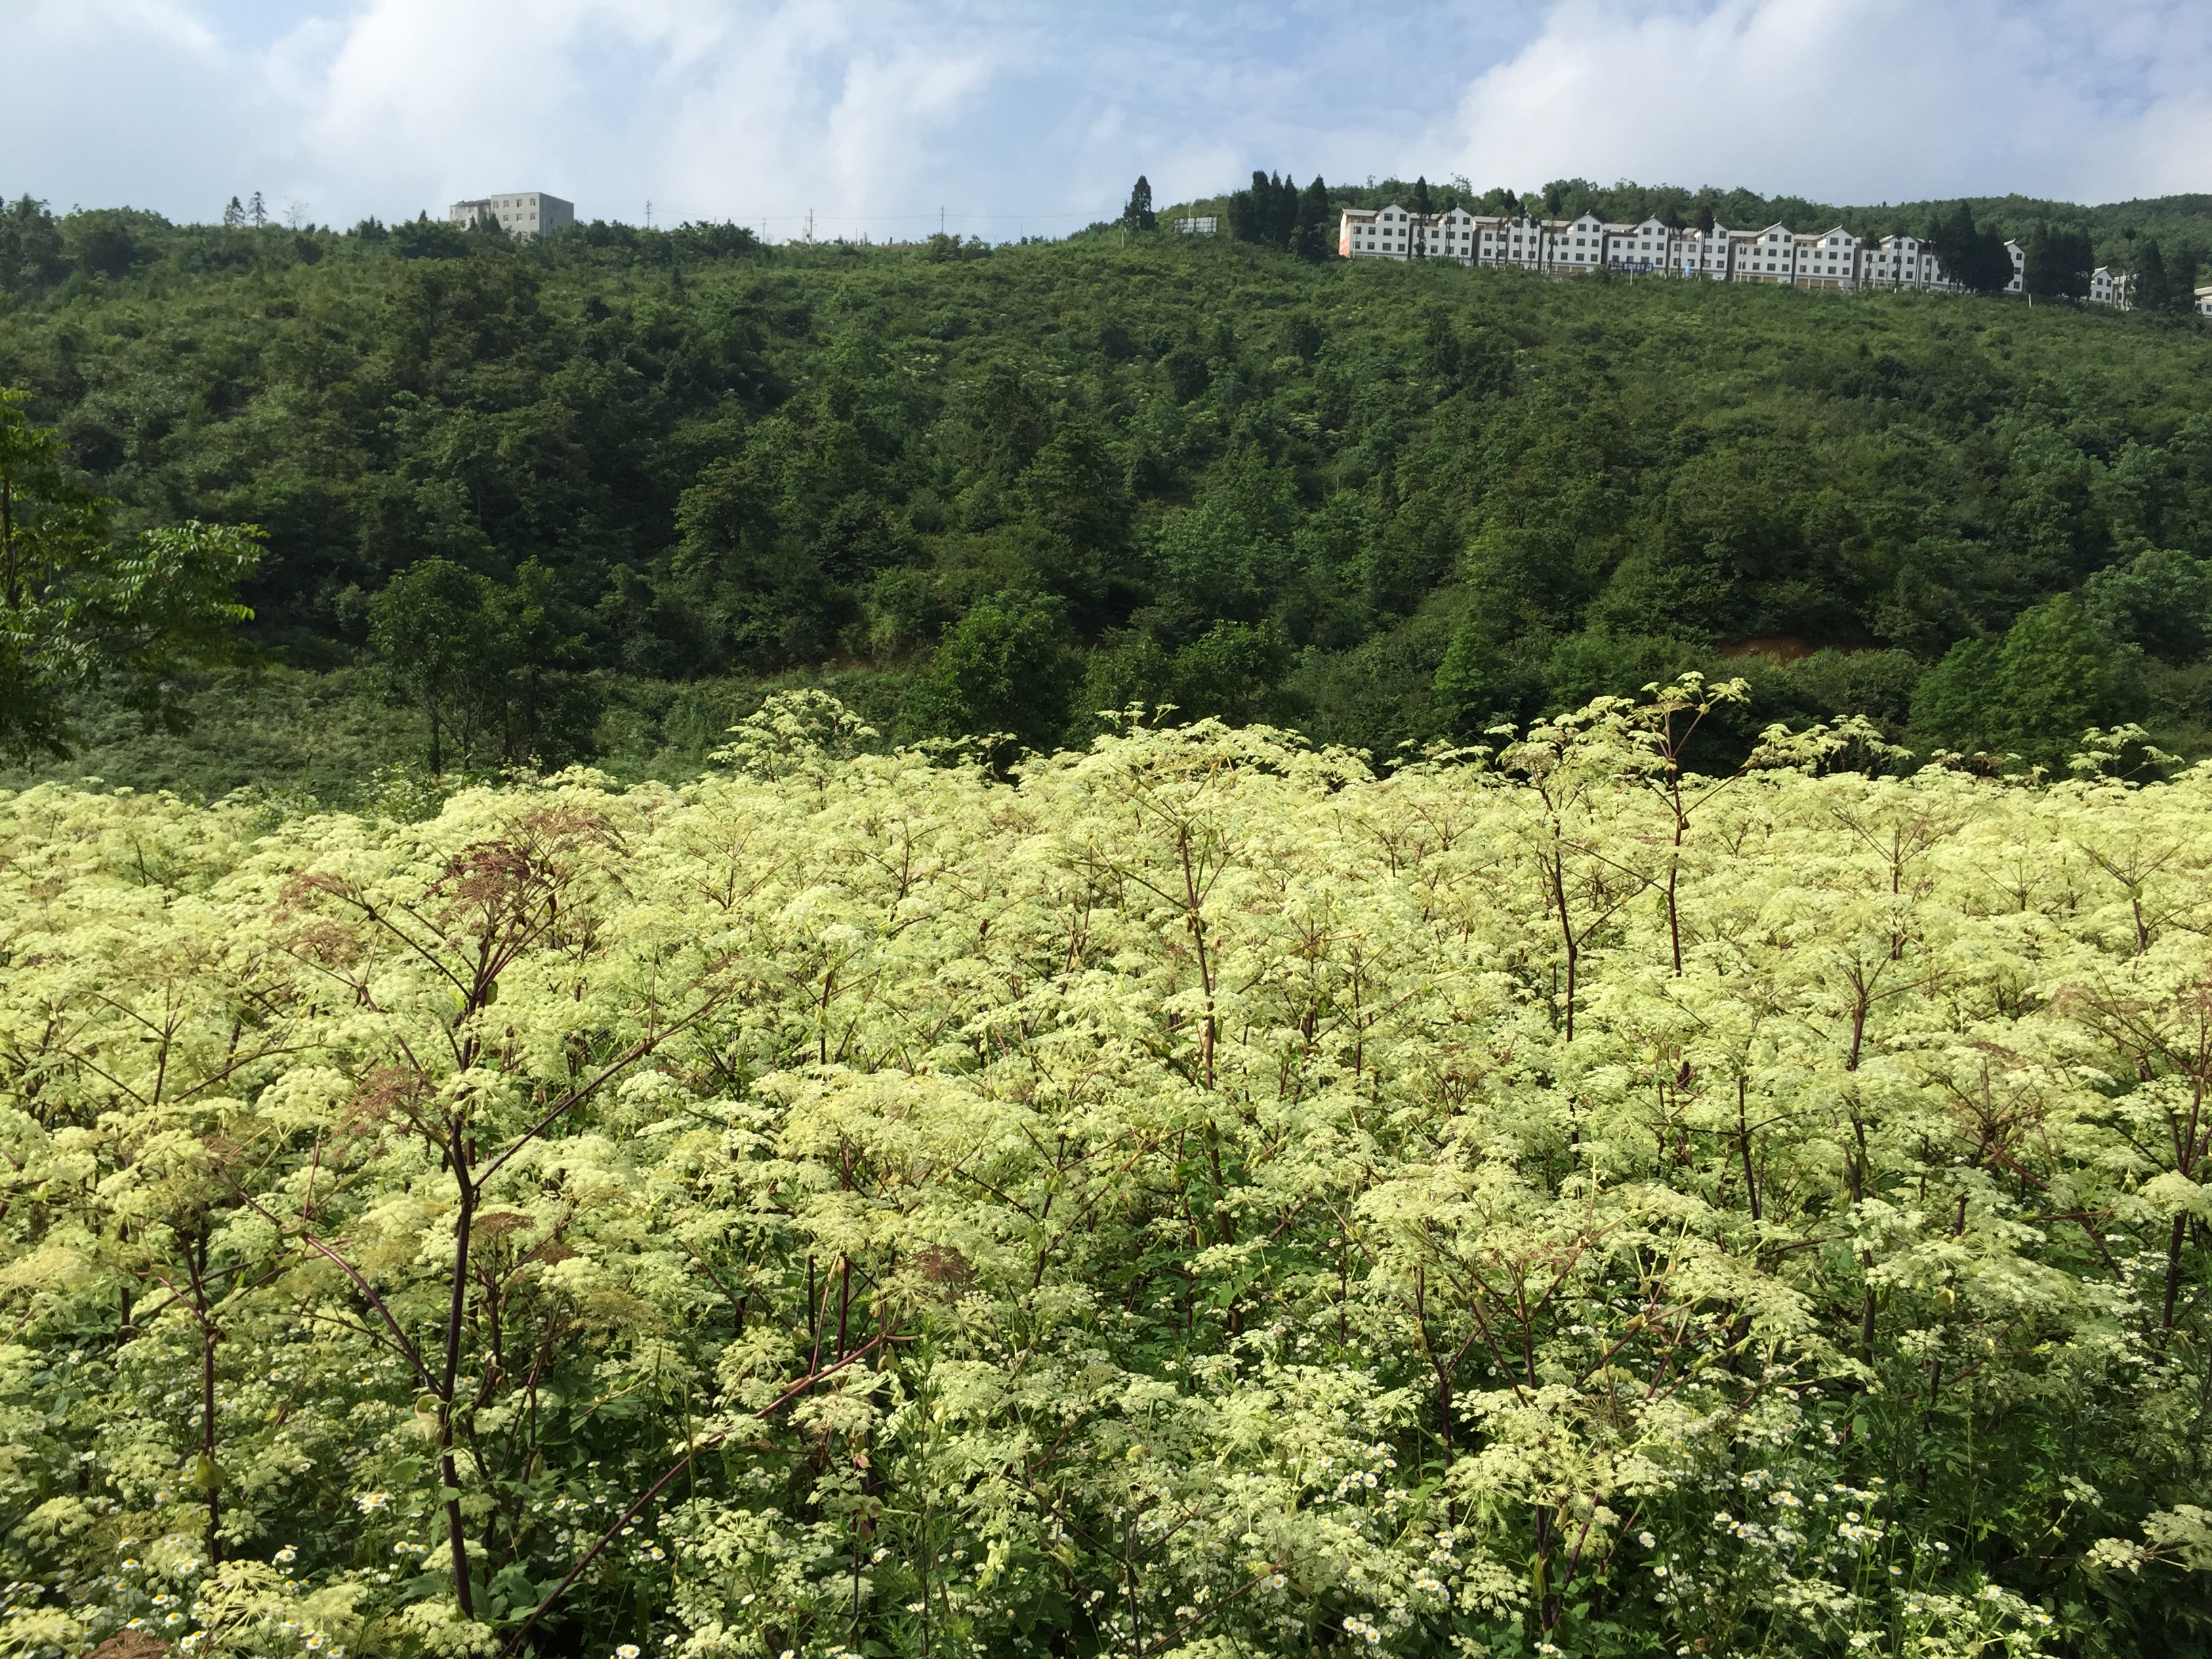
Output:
[
  {"xmin": 2167, "ymin": 242, "xmax": 2205, "ymax": 314},
  {"xmin": 0, "ymin": 197, "xmax": 68, "ymax": 296},
  {"xmin": 1909, "ymin": 592, "xmax": 2144, "ymax": 764},
  {"xmin": 903, "ymin": 591, "xmax": 1073, "ymax": 758},
  {"xmin": 1122, "ymin": 174, "xmax": 1156, "ymax": 232},
  {"xmin": 1292, "ymin": 175, "xmax": 1331, "ymax": 262},
  {"xmin": 1931, "ymin": 199, "xmax": 2015, "ymax": 293},
  {"xmin": 2023, "ymin": 220, "xmax": 2093, "ymax": 298},
  {"xmin": 365, "ymin": 554, "xmax": 600, "ymax": 775},
  {"xmin": 1995, "ymin": 591, "xmax": 2139, "ymax": 758},
  {"xmin": 365, "ymin": 556, "xmax": 506, "ymax": 774},
  {"xmin": 0, "ymin": 389, "xmax": 260, "ymax": 760},
  {"xmin": 2082, "ymin": 546, "xmax": 2212, "ymax": 663},
  {"xmin": 1228, "ymin": 171, "xmax": 1298, "ymax": 249},
  {"xmin": 2133, "ymin": 237, "xmax": 2173, "ymax": 311}
]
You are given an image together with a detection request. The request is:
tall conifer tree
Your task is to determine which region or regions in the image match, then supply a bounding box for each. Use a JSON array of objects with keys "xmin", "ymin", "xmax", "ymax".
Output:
[
  {"xmin": 1122, "ymin": 176, "xmax": 1156, "ymax": 232},
  {"xmin": 1292, "ymin": 175, "xmax": 1331, "ymax": 262},
  {"xmin": 2135, "ymin": 238, "xmax": 2171, "ymax": 311}
]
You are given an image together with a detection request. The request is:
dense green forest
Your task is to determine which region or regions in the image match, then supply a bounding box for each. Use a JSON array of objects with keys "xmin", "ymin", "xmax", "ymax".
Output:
[{"xmin": 1, "ymin": 186, "xmax": 2209, "ymax": 799}]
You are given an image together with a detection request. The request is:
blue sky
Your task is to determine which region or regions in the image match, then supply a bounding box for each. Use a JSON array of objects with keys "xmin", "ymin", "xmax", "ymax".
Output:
[{"xmin": 5, "ymin": 1, "xmax": 2208, "ymax": 238}]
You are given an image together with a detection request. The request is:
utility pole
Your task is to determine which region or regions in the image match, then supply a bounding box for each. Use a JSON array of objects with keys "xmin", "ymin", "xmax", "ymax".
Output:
[{"xmin": 645, "ymin": 199, "xmax": 653, "ymax": 228}]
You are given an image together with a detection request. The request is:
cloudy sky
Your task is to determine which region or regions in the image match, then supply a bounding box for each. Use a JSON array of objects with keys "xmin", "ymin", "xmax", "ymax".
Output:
[{"xmin": 5, "ymin": 0, "xmax": 2208, "ymax": 239}]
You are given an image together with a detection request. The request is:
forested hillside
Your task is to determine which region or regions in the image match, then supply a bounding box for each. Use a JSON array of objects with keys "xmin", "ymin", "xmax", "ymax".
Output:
[{"xmin": 1, "ymin": 198, "xmax": 2209, "ymax": 797}]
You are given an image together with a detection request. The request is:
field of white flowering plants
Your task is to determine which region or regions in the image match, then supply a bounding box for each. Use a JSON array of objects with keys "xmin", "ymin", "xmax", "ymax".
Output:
[{"xmin": 1, "ymin": 689, "xmax": 2209, "ymax": 1659}]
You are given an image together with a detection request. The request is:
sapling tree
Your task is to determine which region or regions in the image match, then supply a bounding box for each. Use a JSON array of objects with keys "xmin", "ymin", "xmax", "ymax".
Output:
[{"xmin": 366, "ymin": 556, "xmax": 508, "ymax": 777}]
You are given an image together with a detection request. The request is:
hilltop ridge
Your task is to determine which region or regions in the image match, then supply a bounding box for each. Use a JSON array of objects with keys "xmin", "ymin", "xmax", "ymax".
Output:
[{"xmin": 1, "ymin": 197, "xmax": 2209, "ymax": 800}]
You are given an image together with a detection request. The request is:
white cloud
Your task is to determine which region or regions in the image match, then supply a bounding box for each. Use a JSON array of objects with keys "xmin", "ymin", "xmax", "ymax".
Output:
[
  {"xmin": 3, "ymin": 0, "xmax": 1500, "ymax": 231},
  {"xmin": 1429, "ymin": 0, "xmax": 2212, "ymax": 207},
  {"xmin": 4, "ymin": 0, "xmax": 245, "ymax": 213},
  {"xmin": 281, "ymin": 0, "xmax": 1069, "ymax": 233},
  {"xmin": 642, "ymin": 3, "xmax": 1019, "ymax": 233},
  {"xmin": 3, "ymin": 1, "xmax": 2203, "ymax": 231}
]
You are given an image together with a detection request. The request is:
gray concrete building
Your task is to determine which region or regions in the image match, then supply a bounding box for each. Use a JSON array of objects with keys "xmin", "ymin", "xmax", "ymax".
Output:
[{"xmin": 449, "ymin": 192, "xmax": 574, "ymax": 236}]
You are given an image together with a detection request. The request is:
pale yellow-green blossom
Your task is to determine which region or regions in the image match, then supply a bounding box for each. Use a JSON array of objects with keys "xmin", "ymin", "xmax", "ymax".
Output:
[{"xmin": 0, "ymin": 695, "xmax": 2205, "ymax": 1656}]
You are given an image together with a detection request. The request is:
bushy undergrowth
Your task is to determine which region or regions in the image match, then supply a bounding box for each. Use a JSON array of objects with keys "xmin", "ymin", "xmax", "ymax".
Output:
[{"xmin": 0, "ymin": 693, "xmax": 2209, "ymax": 1659}]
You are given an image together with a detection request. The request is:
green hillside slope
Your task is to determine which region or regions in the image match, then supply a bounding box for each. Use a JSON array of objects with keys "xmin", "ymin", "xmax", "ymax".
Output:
[{"xmin": 2, "ymin": 203, "xmax": 2209, "ymax": 796}]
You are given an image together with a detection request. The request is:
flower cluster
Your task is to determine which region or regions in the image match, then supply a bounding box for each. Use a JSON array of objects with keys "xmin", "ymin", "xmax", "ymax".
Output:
[{"xmin": 0, "ymin": 703, "xmax": 2202, "ymax": 1658}]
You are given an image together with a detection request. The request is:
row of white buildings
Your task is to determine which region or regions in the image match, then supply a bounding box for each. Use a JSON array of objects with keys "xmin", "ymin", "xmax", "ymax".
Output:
[{"xmin": 1338, "ymin": 205, "xmax": 2151, "ymax": 306}]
